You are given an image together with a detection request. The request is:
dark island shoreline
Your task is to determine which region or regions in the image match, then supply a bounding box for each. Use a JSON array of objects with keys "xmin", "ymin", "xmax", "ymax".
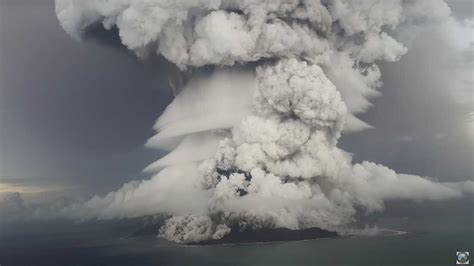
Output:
[
  {"xmin": 129, "ymin": 222, "xmax": 340, "ymax": 246},
  {"xmin": 187, "ymin": 227, "xmax": 339, "ymax": 246}
]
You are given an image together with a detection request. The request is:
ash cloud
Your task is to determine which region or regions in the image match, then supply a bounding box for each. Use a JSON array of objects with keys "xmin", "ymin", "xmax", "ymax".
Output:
[{"xmin": 54, "ymin": 0, "xmax": 473, "ymax": 243}]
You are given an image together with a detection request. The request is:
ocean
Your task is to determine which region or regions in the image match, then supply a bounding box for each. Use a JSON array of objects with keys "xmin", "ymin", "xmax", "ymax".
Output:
[{"xmin": 1, "ymin": 200, "xmax": 472, "ymax": 266}]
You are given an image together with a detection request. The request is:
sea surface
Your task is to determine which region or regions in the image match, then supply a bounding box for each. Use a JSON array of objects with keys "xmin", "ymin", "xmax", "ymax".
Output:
[{"xmin": 1, "ymin": 200, "xmax": 473, "ymax": 266}]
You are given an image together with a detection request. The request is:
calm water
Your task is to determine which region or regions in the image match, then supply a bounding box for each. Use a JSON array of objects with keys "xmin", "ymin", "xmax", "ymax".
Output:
[
  {"xmin": 1, "ymin": 203, "xmax": 473, "ymax": 266},
  {"xmin": 1, "ymin": 230, "xmax": 472, "ymax": 266}
]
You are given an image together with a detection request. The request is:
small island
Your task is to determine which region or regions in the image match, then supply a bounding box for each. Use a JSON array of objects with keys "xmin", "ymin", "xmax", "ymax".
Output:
[{"xmin": 187, "ymin": 227, "xmax": 339, "ymax": 246}]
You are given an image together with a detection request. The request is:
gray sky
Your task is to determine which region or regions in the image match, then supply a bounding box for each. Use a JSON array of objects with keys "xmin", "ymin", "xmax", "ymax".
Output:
[
  {"xmin": 0, "ymin": 0, "xmax": 174, "ymax": 199},
  {"xmin": 341, "ymin": 20, "xmax": 474, "ymax": 182},
  {"xmin": 0, "ymin": 0, "xmax": 472, "ymax": 202}
]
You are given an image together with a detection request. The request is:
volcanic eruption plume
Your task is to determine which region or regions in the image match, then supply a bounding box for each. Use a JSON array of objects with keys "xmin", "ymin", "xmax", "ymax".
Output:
[{"xmin": 56, "ymin": 0, "xmax": 473, "ymax": 243}]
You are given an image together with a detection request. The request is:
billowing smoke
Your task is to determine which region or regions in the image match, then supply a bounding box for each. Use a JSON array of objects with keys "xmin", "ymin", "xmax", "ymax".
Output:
[{"xmin": 55, "ymin": 0, "xmax": 473, "ymax": 243}]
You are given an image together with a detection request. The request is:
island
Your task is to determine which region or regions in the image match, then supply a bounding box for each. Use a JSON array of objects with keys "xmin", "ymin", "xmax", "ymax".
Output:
[{"xmin": 187, "ymin": 227, "xmax": 339, "ymax": 246}]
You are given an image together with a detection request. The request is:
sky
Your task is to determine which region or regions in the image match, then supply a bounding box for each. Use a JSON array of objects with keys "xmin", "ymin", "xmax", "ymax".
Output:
[
  {"xmin": 0, "ymin": 0, "xmax": 472, "ymax": 204},
  {"xmin": 0, "ymin": 0, "xmax": 175, "ymax": 200}
]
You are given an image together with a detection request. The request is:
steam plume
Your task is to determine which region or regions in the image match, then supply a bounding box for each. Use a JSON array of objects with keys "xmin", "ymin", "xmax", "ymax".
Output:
[{"xmin": 56, "ymin": 0, "xmax": 473, "ymax": 243}]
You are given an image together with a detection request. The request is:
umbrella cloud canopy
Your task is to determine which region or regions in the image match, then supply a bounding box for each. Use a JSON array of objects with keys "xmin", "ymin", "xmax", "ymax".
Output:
[{"xmin": 55, "ymin": 0, "xmax": 474, "ymax": 244}]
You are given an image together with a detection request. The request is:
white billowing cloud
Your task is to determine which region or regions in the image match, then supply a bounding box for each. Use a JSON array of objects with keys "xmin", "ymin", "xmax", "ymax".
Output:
[
  {"xmin": 61, "ymin": 163, "xmax": 210, "ymax": 220},
  {"xmin": 56, "ymin": 0, "xmax": 330, "ymax": 68},
  {"xmin": 55, "ymin": 0, "xmax": 474, "ymax": 244},
  {"xmin": 144, "ymin": 132, "xmax": 222, "ymax": 172},
  {"xmin": 55, "ymin": 0, "xmax": 446, "ymax": 132},
  {"xmin": 145, "ymin": 69, "xmax": 255, "ymax": 145},
  {"xmin": 159, "ymin": 214, "xmax": 231, "ymax": 244},
  {"xmin": 190, "ymin": 10, "xmax": 255, "ymax": 66}
]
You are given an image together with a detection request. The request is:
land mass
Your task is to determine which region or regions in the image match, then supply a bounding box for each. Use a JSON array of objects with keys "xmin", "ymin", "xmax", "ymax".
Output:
[
  {"xmin": 129, "ymin": 221, "xmax": 339, "ymax": 245},
  {"xmin": 188, "ymin": 227, "xmax": 339, "ymax": 245}
]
